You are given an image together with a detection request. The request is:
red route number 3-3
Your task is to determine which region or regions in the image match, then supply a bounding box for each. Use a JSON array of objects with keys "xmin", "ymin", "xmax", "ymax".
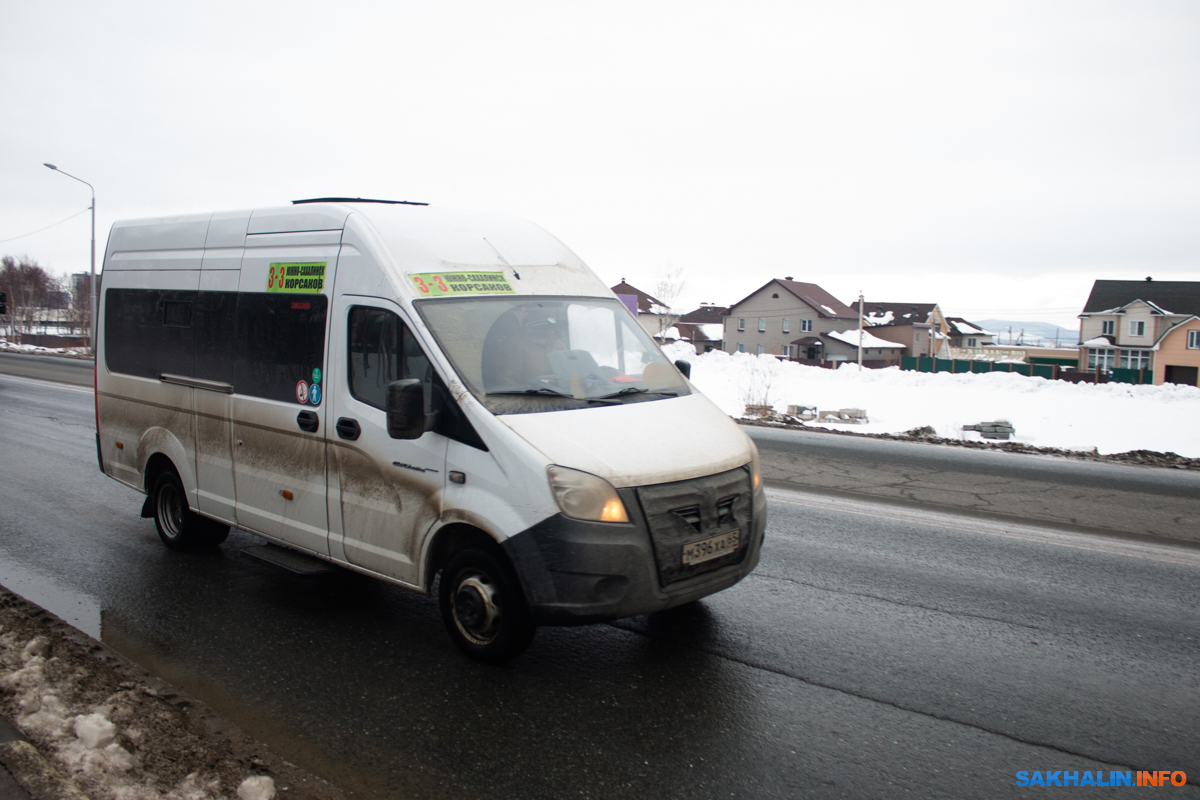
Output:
[{"xmin": 412, "ymin": 275, "xmax": 450, "ymax": 294}]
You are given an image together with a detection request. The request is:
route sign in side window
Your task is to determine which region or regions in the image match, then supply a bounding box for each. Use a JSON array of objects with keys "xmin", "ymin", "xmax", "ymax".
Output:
[
  {"xmin": 104, "ymin": 288, "xmax": 197, "ymax": 379},
  {"xmin": 234, "ymin": 293, "xmax": 329, "ymax": 404}
]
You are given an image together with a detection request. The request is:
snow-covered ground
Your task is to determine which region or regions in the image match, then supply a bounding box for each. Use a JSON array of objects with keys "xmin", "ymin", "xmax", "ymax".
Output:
[
  {"xmin": 663, "ymin": 343, "xmax": 1200, "ymax": 458},
  {"xmin": 0, "ymin": 339, "xmax": 90, "ymax": 358}
]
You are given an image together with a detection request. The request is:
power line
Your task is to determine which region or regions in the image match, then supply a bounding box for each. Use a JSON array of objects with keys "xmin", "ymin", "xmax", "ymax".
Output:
[{"xmin": 0, "ymin": 207, "xmax": 91, "ymax": 244}]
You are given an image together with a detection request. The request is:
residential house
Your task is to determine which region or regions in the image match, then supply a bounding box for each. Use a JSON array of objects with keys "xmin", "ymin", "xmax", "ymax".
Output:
[
  {"xmin": 863, "ymin": 302, "xmax": 948, "ymax": 359},
  {"xmin": 821, "ymin": 328, "xmax": 907, "ymax": 364},
  {"xmin": 678, "ymin": 304, "xmax": 728, "ymax": 353},
  {"xmin": 723, "ymin": 278, "xmax": 859, "ymax": 360},
  {"xmin": 1078, "ymin": 279, "xmax": 1200, "ymax": 386},
  {"xmin": 944, "ymin": 317, "xmax": 995, "ymax": 349},
  {"xmin": 610, "ymin": 280, "xmax": 673, "ymax": 339}
]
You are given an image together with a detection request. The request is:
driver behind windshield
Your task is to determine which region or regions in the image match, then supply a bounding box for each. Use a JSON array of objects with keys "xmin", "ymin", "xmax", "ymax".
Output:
[{"xmin": 481, "ymin": 303, "xmax": 566, "ymax": 391}]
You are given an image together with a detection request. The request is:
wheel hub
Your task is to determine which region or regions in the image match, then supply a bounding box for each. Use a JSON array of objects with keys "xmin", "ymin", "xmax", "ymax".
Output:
[
  {"xmin": 157, "ymin": 485, "xmax": 182, "ymax": 538},
  {"xmin": 453, "ymin": 574, "xmax": 501, "ymax": 644}
]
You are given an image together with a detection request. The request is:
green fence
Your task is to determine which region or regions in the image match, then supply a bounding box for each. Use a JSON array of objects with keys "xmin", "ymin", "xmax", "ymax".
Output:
[
  {"xmin": 1110, "ymin": 368, "xmax": 1152, "ymax": 385},
  {"xmin": 899, "ymin": 358, "xmax": 1151, "ymax": 385},
  {"xmin": 1029, "ymin": 356, "xmax": 1080, "ymax": 368}
]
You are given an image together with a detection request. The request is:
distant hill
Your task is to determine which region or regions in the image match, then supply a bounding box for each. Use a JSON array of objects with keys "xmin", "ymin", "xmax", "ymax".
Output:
[{"xmin": 974, "ymin": 320, "xmax": 1080, "ymax": 347}]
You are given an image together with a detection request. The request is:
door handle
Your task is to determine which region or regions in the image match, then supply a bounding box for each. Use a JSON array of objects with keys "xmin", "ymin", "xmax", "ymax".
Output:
[
  {"xmin": 336, "ymin": 417, "xmax": 361, "ymax": 441},
  {"xmin": 296, "ymin": 410, "xmax": 320, "ymax": 433}
]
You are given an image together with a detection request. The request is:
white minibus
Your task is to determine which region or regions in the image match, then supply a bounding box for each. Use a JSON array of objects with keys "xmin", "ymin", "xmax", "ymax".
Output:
[{"xmin": 95, "ymin": 199, "xmax": 765, "ymax": 661}]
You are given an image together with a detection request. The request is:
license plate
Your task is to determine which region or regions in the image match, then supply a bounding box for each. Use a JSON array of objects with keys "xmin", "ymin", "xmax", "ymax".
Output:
[{"xmin": 682, "ymin": 530, "xmax": 741, "ymax": 565}]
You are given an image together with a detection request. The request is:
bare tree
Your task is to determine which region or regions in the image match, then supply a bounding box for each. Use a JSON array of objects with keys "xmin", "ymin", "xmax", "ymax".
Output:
[
  {"xmin": 0, "ymin": 255, "xmax": 55, "ymax": 339},
  {"xmin": 651, "ymin": 262, "xmax": 687, "ymax": 336}
]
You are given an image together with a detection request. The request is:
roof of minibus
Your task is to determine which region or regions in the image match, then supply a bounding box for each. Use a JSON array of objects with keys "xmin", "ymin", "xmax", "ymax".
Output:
[
  {"xmin": 343, "ymin": 202, "xmax": 613, "ymax": 300},
  {"xmin": 102, "ymin": 202, "xmax": 615, "ymax": 299}
]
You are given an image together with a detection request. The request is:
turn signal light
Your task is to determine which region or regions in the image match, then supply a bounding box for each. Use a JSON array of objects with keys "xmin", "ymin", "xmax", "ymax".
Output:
[
  {"xmin": 600, "ymin": 498, "xmax": 626, "ymax": 523},
  {"xmin": 280, "ymin": 490, "xmax": 294, "ymax": 500}
]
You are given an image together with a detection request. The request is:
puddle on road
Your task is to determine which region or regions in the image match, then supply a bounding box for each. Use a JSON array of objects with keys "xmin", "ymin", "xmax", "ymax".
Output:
[{"xmin": 0, "ymin": 558, "xmax": 102, "ymax": 639}]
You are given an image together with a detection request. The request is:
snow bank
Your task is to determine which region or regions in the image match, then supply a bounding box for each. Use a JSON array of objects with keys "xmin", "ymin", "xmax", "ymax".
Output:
[
  {"xmin": 663, "ymin": 343, "xmax": 1200, "ymax": 457},
  {"xmin": 0, "ymin": 340, "xmax": 90, "ymax": 358},
  {"xmin": 0, "ymin": 626, "xmax": 276, "ymax": 799}
]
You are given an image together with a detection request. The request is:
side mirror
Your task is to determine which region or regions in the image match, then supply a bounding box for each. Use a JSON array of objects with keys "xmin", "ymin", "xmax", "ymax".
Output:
[
  {"xmin": 386, "ymin": 379, "xmax": 435, "ymax": 439},
  {"xmin": 674, "ymin": 360, "xmax": 692, "ymax": 379}
]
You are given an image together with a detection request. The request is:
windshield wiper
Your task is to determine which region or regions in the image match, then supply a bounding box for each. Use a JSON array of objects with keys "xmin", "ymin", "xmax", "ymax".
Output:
[
  {"xmin": 594, "ymin": 387, "xmax": 679, "ymax": 400},
  {"xmin": 488, "ymin": 388, "xmax": 619, "ymax": 405},
  {"xmin": 488, "ymin": 388, "xmax": 575, "ymax": 398}
]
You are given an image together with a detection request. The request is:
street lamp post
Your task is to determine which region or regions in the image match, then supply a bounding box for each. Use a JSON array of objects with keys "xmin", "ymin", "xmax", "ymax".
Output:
[{"xmin": 43, "ymin": 163, "xmax": 95, "ymax": 356}]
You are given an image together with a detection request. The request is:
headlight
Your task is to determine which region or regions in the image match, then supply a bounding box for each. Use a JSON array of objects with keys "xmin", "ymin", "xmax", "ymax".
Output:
[
  {"xmin": 749, "ymin": 444, "xmax": 762, "ymax": 492},
  {"xmin": 547, "ymin": 466, "xmax": 629, "ymax": 523}
]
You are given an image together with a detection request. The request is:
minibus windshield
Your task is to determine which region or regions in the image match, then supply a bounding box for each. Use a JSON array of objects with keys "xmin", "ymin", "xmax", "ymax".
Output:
[{"xmin": 417, "ymin": 296, "xmax": 690, "ymax": 415}]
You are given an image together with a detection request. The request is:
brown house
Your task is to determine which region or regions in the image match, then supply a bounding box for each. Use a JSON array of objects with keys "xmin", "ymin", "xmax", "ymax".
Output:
[
  {"xmin": 610, "ymin": 279, "xmax": 673, "ymax": 339},
  {"xmin": 678, "ymin": 304, "xmax": 729, "ymax": 353},
  {"xmin": 863, "ymin": 302, "xmax": 948, "ymax": 359},
  {"xmin": 723, "ymin": 278, "xmax": 858, "ymax": 360}
]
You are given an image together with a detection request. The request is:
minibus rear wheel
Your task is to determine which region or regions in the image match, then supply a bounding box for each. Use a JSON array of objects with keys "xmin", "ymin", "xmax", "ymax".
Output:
[
  {"xmin": 439, "ymin": 548, "xmax": 535, "ymax": 663},
  {"xmin": 151, "ymin": 472, "xmax": 228, "ymax": 550}
]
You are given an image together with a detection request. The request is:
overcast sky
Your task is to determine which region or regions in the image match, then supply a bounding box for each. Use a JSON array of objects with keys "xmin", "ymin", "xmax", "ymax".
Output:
[{"xmin": 3, "ymin": 1, "xmax": 1198, "ymax": 329}]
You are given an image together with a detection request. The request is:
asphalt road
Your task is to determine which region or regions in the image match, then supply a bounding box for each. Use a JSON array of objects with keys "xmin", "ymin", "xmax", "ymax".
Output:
[
  {"xmin": 0, "ymin": 351, "xmax": 92, "ymax": 386},
  {"xmin": 1, "ymin": 356, "xmax": 1198, "ymax": 798}
]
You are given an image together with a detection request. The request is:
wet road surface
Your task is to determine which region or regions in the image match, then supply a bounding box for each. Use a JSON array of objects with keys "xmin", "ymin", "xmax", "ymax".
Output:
[{"xmin": 1, "ymin": 362, "xmax": 1199, "ymax": 798}]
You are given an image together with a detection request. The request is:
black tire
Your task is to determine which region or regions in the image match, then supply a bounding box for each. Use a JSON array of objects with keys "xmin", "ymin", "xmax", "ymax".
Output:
[
  {"xmin": 438, "ymin": 547, "xmax": 535, "ymax": 663},
  {"xmin": 151, "ymin": 472, "xmax": 228, "ymax": 550}
]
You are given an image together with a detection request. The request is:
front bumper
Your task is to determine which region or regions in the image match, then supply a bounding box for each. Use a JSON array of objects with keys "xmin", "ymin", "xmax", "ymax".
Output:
[{"xmin": 501, "ymin": 467, "xmax": 767, "ymax": 625}]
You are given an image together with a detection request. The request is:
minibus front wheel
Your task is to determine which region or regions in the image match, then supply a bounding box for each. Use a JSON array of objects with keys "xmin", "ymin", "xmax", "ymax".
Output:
[
  {"xmin": 439, "ymin": 548, "xmax": 536, "ymax": 663},
  {"xmin": 151, "ymin": 472, "xmax": 229, "ymax": 551}
]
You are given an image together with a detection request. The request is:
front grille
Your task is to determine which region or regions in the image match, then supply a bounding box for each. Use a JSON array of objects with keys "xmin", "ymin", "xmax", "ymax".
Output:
[{"xmin": 637, "ymin": 466, "xmax": 753, "ymax": 588}]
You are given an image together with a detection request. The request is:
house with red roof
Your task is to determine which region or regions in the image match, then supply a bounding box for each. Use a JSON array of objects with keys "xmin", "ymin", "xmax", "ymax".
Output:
[{"xmin": 723, "ymin": 278, "xmax": 864, "ymax": 361}]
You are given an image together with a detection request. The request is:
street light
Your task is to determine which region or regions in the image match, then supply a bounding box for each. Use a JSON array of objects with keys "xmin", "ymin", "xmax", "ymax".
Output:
[{"xmin": 43, "ymin": 163, "xmax": 95, "ymax": 356}]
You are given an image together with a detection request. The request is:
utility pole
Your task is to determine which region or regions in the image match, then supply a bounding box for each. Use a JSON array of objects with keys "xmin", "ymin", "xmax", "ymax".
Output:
[{"xmin": 857, "ymin": 291, "xmax": 864, "ymax": 371}]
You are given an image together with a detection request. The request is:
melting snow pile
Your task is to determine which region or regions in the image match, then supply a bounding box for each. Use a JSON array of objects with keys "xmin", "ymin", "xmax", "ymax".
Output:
[
  {"xmin": 662, "ymin": 343, "xmax": 1200, "ymax": 458},
  {"xmin": 0, "ymin": 628, "xmax": 276, "ymax": 799}
]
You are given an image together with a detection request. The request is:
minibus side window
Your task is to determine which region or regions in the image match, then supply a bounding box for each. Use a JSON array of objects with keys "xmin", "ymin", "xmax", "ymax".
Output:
[
  {"xmin": 104, "ymin": 288, "xmax": 196, "ymax": 379},
  {"xmin": 348, "ymin": 306, "xmax": 486, "ymax": 450},
  {"xmin": 234, "ymin": 293, "xmax": 328, "ymax": 404},
  {"xmin": 348, "ymin": 306, "xmax": 424, "ymax": 409}
]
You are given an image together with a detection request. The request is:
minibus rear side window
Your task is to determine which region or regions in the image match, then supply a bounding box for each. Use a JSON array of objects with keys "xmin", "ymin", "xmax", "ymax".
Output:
[
  {"xmin": 234, "ymin": 293, "xmax": 328, "ymax": 404},
  {"xmin": 104, "ymin": 288, "xmax": 196, "ymax": 379}
]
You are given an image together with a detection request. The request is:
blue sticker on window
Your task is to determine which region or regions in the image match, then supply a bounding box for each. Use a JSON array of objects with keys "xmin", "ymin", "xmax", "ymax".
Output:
[{"xmin": 309, "ymin": 384, "xmax": 321, "ymax": 405}]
